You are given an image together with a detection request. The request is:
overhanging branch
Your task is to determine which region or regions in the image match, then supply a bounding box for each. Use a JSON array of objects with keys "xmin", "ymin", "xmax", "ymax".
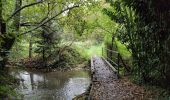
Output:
[
  {"xmin": 20, "ymin": 5, "xmax": 79, "ymax": 35},
  {"xmin": 7, "ymin": 1, "xmax": 43, "ymax": 21}
]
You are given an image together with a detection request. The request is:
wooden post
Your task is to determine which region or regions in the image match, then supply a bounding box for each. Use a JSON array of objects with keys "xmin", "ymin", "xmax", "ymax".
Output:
[
  {"xmin": 111, "ymin": 36, "xmax": 114, "ymax": 60},
  {"xmin": 107, "ymin": 49, "xmax": 108, "ymax": 61},
  {"xmin": 29, "ymin": 33, "xmax": 33, "ymax": 58},
  {"xmin": 117, "ymin": 53, "xmax": 120, "ymax": 78},
  {"xmin": 102, "ymin": 47, "xmax": 103, "ymax": 56}
]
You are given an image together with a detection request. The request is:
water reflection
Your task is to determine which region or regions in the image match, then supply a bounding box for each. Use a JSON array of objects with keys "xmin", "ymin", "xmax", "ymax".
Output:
[{"xmin": 9, "ymin": 68, "xmax": 90, "ymax": 100}]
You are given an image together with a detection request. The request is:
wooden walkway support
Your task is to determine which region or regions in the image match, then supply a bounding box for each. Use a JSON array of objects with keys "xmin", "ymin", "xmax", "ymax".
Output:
[
  {"xmin": 102, "ymin": 47, "xmax": 121, "ymax": 76},
  {"xmin": 102, "ymin": 47, "xmax": 131, "ymax": 74},
  {"xmin": 89, "ymin": 56, "xmax": 118, "ymax": 100},
  {"xmin": 89, "ymin": 56, "xmax": 133, "ymax": 100}
]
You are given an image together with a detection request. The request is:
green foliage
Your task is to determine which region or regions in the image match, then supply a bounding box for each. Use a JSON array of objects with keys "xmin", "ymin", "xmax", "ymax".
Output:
[
  {"xmin": 104, "ymin": 33, "xmax": 112, "ymax": 46},
  {"xmin": 144, "ymin": 85, "xmax": 170, "ymax": 100},
  {"xmin": 0, "ymin": 85, "xmax": 18, "ymax": 98},
  {"xmin": 8, "ymin": 40, "xmax": 29, "ymax": 61},
  {"xmin": 35, "ymin": 26, "xmax": 61, "ymax": 56},
  {"xmin": 0, "ymin": 72, "xmax": 20, "ymax": 98},
  {"xmin": 114, "ymin": 39, "xmax": 131, "ymax": 58},
  {"xmin": 49, "ymin": 46, "xmax": 86, "ymax": 70},
  {"xmin": 104, "ymin": 0, "xmax": 170, "ymax": 87}
]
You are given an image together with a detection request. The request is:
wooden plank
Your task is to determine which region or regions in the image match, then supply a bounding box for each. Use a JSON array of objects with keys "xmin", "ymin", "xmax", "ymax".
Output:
[
  {"xmin": 88, "ymin": 84, "xmax": 93, "ymax": 100},
  {"xmin": 102, "ymin": 57, "xmax": 117, "ymax": 73},
  {"xmin": 103, "ymin": 48, "xmax": 119, "ymax": 54},
  {"xmin": 91, "ymin": 56, "xmax": 94, "ymax": 72},
  {"xmin": 89, "ymin": 56, "xmax": 95, "ymax": 100},
  {"xmin": 105, "ymin": 56, "xmax": 118, "ymax": 67},
  {"xmin": 89, "ymin": 56, "xmax": 120, "ymax": 99}
]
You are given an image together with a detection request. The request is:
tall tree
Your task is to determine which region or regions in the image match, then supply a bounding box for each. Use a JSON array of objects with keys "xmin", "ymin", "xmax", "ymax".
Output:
[
  {"xmin": 0, "ymin": 0, "xmax": 23, "ymax": 69},
  {"xmin": 104, "ymin": 0, "xmax": 170, "ymax": 86},
  {"xmin": 13, "ymin": 0, "xmax": 22, "ymax": 31},
  {"xmin": 0, "ymin": 0, "xmax": 88, "ymax": 68}
]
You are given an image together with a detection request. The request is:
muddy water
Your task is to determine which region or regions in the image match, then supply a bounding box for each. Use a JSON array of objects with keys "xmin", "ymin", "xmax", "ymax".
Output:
[{"xmin": 9, "ymin": 68, "xmax": 90, "ymax": 100}]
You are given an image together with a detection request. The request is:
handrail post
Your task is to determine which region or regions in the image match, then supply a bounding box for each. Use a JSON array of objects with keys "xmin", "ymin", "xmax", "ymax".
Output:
[
  {"xmin": 106, "ymin": 48, "xmax": 108, "ymax": 60},
  {"xmin": 102, "ymin": 47, "xmax": 103, "ymax": 56},
  {"xmin": 117, "ymin": 53, "xmax": 120, "ymax": 78}
]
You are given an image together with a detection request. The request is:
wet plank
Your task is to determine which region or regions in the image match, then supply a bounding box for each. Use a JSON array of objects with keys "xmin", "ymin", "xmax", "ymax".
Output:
[{"xmin": 90, "ymin": 56, "xmax": 134, "ymax": 100}]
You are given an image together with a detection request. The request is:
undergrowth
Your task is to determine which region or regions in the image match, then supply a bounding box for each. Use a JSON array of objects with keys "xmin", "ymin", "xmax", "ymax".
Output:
[{"xmin": 0, "ymin": 71, "xmax": 20, "ymax": 99}]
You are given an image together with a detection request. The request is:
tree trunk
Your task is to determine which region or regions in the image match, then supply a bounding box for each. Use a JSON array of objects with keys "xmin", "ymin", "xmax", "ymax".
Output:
[
  {"xmin": 0, "ymin": 0, "xmax": 2, "ymax": 28},
  {"xmin": 41, "ymin": 31, "xmax": 47, "ymax": 67},
  {"xmin": 30, "ymin": 73, "xmax": 34, "ymax": 90},
  {"xmin": 0, "ymin": 0, "xmax": 22, "ymax": 69},
  {"xmin": 0, "ymin": 0, "xmax": 7, "ymax": 69},
  {"xmin": 13, "ymin": 0, "xmax": 22, "ymax": 31},
  {"xmin": 29, "ymin": 34, "xmax": 33, "ymax": 58}
]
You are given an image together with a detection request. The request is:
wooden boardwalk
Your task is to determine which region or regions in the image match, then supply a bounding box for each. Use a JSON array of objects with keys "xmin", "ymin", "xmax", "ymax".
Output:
[{"xmin": 89, "ymin": 56, "xmax": 135, "ymax": 100}]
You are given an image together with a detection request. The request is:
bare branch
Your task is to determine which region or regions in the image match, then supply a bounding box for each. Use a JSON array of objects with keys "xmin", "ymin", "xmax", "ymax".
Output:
[{"xmin": 20, "ymin": 16, "xmax": 65, "ymax": 27}]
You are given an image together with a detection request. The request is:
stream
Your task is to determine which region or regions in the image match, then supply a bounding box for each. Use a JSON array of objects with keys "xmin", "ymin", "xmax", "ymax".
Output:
[{"xmin": 9, "ymin": 68, "xmax": 90, "ymax": 100}]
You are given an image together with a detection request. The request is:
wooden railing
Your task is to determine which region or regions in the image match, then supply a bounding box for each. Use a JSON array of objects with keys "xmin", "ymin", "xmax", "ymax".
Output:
[{"xmin": 102, "ymin": 47, "xmax": 121, "ymax": 77}]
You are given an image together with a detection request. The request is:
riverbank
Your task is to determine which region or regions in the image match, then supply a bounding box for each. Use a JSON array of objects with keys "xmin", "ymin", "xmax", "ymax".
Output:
[
  {"xmin": 7, "ymin": 47, "xmax": 89, "ymax": 72},
  {"xmin": 6, "ymin": 61, "xmax": 89, "ymax": 74}
]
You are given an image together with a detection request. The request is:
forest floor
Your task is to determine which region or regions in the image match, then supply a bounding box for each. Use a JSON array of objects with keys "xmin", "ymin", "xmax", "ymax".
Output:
[{"xmin": 89, "ymin": 56, "xmax": 160, "ymax": 100}]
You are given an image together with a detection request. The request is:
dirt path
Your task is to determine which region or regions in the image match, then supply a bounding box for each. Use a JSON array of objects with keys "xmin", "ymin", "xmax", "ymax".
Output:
[{"xmin": 90, "ymin": 56, "xmax": 145, "ymax": 100}]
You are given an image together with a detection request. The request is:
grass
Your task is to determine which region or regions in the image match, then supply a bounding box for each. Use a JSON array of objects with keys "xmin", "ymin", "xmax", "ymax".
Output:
[
  {"xmin": 73, "ymin": 41, "xmax": 103, "ymax": 59},
  {"xmin": 85, "ymin": 45, "xmax": 103, "ymax": 57},
  {"xmin": 9, "ymin": 39, "xmax": 131, "ymax": 68},
  {"xmin": 73, "ymin": 40, "xmax": 131, "ymax": 60}
]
